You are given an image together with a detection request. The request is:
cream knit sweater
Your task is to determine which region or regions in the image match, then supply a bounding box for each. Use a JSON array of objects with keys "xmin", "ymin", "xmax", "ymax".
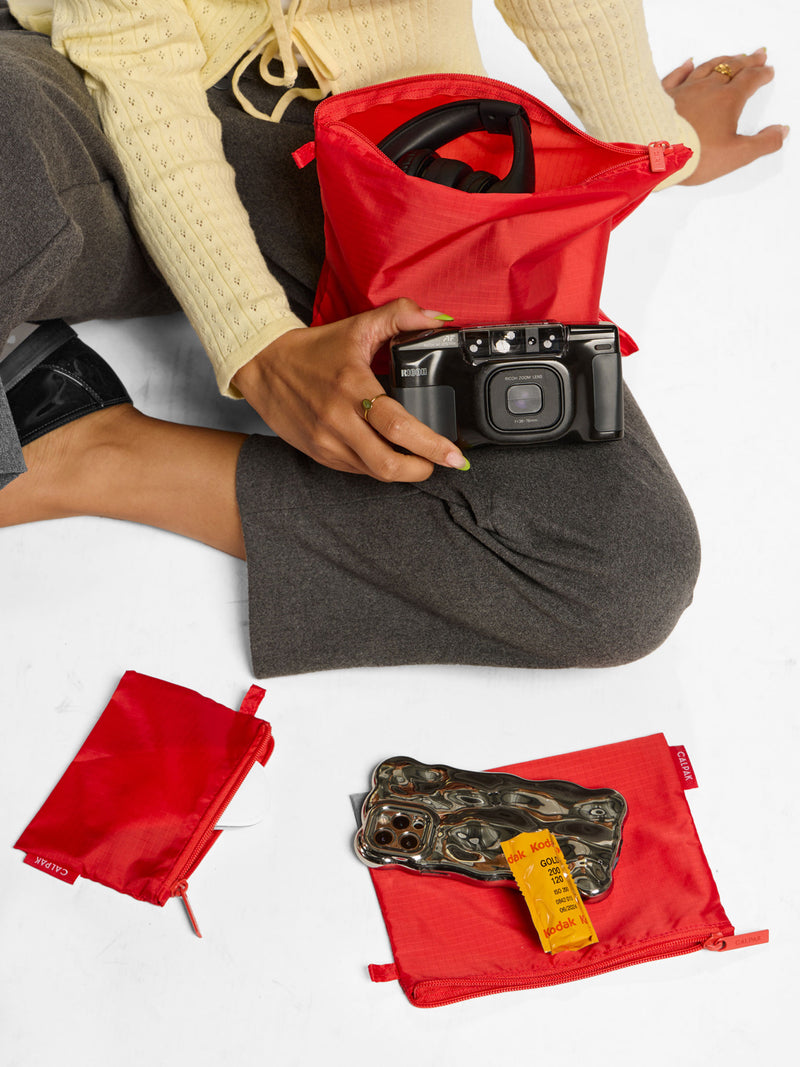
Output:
[{"xmin": 9, "ymin": 1, "xmax": 699, "ymax": 394}]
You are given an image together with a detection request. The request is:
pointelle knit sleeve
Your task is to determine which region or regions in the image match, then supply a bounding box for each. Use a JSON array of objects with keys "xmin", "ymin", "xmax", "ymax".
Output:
[
  {"xmin": 494, "ymin": 0, "xmax": 701, "ymax": 185},
  {"xmin": 50, "ymin": 0, "xmax": 306, "ymax": 396}
]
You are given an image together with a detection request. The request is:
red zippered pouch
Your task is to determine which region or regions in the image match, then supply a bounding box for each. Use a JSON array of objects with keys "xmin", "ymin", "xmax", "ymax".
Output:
[
  {"xmin": 364, "ymin": 734, "xmax": 767, "ymax": 1007},
  {"xmin": 14, "ymin": 671, "xmax": 274, "ymax": 936},
  {"xmin": 295, "ymin": 73, "xmax": 693, "ymax": 370}
]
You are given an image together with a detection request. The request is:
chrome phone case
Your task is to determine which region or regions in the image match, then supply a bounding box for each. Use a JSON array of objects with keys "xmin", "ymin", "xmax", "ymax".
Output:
[{"xmin": 354, "ymin": 756, "xmax": 627, "ymax": 899}]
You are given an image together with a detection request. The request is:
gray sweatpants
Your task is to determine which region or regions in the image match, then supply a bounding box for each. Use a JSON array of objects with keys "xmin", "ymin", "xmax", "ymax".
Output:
[
  {"xmin": 0, "ymin": 3, "xmax": 701, "ymax": 675},
  {"xmin": 237, "ymin": 394, "xmax": 700, "ymax": 676}
]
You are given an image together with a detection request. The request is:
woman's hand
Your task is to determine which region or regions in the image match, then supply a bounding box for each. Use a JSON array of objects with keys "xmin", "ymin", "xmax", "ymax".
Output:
[
  {"xmin": 662, "ymin": 48, "xmax": 788, "ymax": 185},
  {"xmin": 232, "ymin": 299, "xmax": 469, "ymax": 481}
]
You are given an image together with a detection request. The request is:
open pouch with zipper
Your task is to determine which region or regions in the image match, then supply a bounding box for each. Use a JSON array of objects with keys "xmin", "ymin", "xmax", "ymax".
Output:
[
  {"xmin": 364, "ymin": 733, "xmax": 767, "ymax": 1007},
  {"xmin": 14, "ymin": 671, "xmax": 274, "ymax": 936},
  {"xmin": 294, "ymin": 73, "xmax": 693, "ymax": 371}
]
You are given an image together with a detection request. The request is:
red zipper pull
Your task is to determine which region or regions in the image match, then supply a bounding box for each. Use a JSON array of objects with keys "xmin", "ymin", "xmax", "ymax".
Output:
[
  {"xmin": 703, "ymin": 929, "xmax": 769, "ymax": 952},
  {"xmin": 173, "ymin": 880, "xmax": 203, "ymax": 938},
  {"xmin": 648, "ymin": 141, "xmax": 669, "ymax": 173}
]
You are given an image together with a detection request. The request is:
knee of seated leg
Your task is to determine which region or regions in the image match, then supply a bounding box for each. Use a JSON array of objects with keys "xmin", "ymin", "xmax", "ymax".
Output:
[
  {"xmin": 588, "ymin": 505, "xmax": 702, "ymax": 665},
  {"xmin": 477, "ymin": 472, "xmax": 701, "ymax": 666},
  {"xmin": 494, "ymin": 536, "xmax": 700, "ymax": 670}
]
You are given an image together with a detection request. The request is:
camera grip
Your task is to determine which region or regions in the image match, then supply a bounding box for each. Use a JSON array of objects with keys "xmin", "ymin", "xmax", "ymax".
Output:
[
  {"xmin": 591, "ymin": 352, "xmax": 623, "ymax": 437},
  {"xmin": 390, "ymin": 384, "xmax": 458, "ymax": 441}
]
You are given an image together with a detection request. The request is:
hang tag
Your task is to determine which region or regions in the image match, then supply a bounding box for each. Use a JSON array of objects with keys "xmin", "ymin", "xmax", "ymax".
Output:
[
  {"xmin": 23, "ymin": 853, "xmax": 78, "ymax": 884},
  {"xmin": 669, "ymin": 746, "xmax": 699, "ymax": 790},
  {"xmin": 292, "ymin": 141, "xmax": 316, "ymax": 168},
  {"xmin": 705, "ymin": 930, "xmax": 770, "ymax": 951}
]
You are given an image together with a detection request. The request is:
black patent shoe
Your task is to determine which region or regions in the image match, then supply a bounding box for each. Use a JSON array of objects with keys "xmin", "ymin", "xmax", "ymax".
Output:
[{"xmin": 0, "ymin": 321, "xmax": 131, "ymax": 447}]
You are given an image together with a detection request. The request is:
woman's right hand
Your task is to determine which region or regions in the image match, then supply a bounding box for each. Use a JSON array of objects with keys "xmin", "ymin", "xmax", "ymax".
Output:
[{"xmin": 232, "ymin": 299, "xmax": 470, "ymax": 481}]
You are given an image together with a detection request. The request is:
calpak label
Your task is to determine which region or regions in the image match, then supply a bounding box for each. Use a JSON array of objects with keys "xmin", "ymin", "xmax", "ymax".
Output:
[
  {"xmin": 23, "ymin": 854, "xmax": 78, "ymax": 884},
  {"xmin": 669, "ymin": 746, "xmax": 698, "ymax": 790}
]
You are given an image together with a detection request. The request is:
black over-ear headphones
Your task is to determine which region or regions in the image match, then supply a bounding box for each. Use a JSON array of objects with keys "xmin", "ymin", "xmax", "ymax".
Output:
[{"xmin": 378, "ymin": 99, "xmax": 535, "ymax": 194}]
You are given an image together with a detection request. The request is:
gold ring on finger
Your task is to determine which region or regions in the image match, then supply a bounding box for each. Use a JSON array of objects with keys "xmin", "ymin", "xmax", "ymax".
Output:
[
  {"xmin": 713, "ymin": 62, "xmax": 734, "ymax": 79},
  {"xmin": 361, "ymin": 394, "xmax": 389, "ymax": 424}
]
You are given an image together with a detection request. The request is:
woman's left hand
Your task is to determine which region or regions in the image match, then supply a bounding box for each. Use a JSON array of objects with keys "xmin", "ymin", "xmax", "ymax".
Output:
[{"xmin": 662, "ymin": 48, "xmax": 788, "ymax": 185}]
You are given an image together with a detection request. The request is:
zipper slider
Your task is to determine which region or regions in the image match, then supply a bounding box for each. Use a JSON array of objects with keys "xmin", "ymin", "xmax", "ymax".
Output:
[
  {"xmin": 173, "ymin": 880, "xmax": 203, "ymax": 938},
  {"xmin": 648, "ymin": 141, "xmax": 669, "ymax": 173},
  {"xmin": 703, "ymin": 929, "xmax": 769, "ymax": 952}
]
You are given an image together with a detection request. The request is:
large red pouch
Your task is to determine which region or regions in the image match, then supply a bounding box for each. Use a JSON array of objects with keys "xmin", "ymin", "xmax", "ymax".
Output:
[
  {"xmin": 296, "ymin": 74, "xmax": 692, "ymax": 371},
  {"xmin": 14, "ymin": 671, "xmax": 274, "ymax": 935},
  {"xmin": 364, "ymin": 733, "xmax": 765, "ymax": 1007}
]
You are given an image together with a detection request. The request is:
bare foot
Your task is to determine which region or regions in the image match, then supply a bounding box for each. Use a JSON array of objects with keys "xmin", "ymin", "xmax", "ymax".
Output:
[
  {"xmin": 0, "ymin": 403, "xmax": 247, "ymax": 557},
  {"xmin": 0, "ymin": 403, "xmax": 137, "ymax": 528}
]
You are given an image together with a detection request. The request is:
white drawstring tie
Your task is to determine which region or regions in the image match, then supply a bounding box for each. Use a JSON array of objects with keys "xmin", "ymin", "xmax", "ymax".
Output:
[{"xmin": 231, "ymin": 0, "xmax": 342, "ymax": 122}]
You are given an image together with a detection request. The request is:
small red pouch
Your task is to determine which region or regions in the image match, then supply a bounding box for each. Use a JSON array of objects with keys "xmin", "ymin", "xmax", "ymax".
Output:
[
  {"xmin": 14, "ymin": 671, "xmax": 274, "ymax": 935},
  {"xmin": 295, "ymin": 74, "xmax": 693, "ymax": 370},
  {"xmin": 365, "ymin": 734, "xmax": 766, "ymax": 1007}
]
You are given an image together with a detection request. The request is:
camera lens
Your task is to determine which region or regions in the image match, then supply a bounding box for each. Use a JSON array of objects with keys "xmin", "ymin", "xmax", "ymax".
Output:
[
  {"xmin": 487, "ymin": 365, "xmax": 563, "ymax": 434},
  {"xmin": 375, "ymin": 830, "xmax": 393, "ymax": 846},
  {"xmin": 506, "ymin": 383, "xmax": 543, "ymax": 415},
  {"xmin": 392, "ymin": 814, "xmax": 411, "ymax": 830},
  {"xmin": 399, "ymin": 834, "xmax": 420, "ymax": 850}
]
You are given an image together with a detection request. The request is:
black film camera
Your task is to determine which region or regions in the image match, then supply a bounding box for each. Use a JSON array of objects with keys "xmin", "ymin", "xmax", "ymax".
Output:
[{"xmin": 389, "ymin": 322, "xmax": 624, "ymax": 446}]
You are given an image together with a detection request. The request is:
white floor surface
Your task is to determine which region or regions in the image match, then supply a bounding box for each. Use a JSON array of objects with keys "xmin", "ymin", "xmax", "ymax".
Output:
[{"xmin": 1, "ymin": 2, "xmax": 797, "ymax": 1064}]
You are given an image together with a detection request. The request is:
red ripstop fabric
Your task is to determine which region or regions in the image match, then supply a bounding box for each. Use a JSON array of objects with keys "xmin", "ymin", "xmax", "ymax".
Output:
[
  {"xmin": 15, "ymin": 671, "xmax": 274, "ymax": 911},
  {"xmin": 296, "ymin": 73, "xmax": 693, "ymax": 373},
  {"xmin": 365, "ymin": 733, "xmax": 733, "ymax": 1007}
]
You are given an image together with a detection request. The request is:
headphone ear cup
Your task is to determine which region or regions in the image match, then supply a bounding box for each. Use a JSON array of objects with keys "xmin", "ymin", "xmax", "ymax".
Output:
[
  {"xmin": 422, "ymin": 156, "xmax": 475, "ymax": 189},
  {"xmin": 395, "ymin": 148, "xmax": 440, "ymax": 177},
  {"xmin": 458, "ymin": 169, "xmax": 501, "ymax": 193}
]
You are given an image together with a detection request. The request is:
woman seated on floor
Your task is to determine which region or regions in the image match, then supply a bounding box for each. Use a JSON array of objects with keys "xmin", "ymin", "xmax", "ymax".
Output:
[{"xmin": 0, "ymin": 1, "xmax": 785, "ymax": 675}]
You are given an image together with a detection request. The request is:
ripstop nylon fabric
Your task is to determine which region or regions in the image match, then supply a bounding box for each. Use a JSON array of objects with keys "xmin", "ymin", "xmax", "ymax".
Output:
[
  {"xmin": 301, "ymin": 74, "xmax": 692, "ymax": 372},
  {"xmin": 365, "ymin": 733, "xmax": 732, "ymax": 1006},
  {"xmin": 15, "ymin": 672, "xmax": 274, "ymax": 907}
]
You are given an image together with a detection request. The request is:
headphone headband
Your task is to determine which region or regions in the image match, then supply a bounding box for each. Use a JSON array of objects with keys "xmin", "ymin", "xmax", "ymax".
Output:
[{"xmin": 378, "ymin": 99, "xmax": 535, "ymax": 194}]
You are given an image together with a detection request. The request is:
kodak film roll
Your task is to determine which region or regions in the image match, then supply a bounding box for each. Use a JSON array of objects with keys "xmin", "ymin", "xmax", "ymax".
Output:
[{"xmin": 501, "ymin": 829, "xmax": 599, "ymax": 954}]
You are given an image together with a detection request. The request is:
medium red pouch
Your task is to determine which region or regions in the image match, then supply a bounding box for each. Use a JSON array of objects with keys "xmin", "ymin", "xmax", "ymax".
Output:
[
  {"xmin": 14, "ymin": 671, "xmax": 274, "ymax": 935},
  {"xmin": 364, "ymin": 734, "xmax": 766, "ymax": 1007},
  {"xmin": 295, "ymin": 74, "xmax": 693, "ymax": 370}
]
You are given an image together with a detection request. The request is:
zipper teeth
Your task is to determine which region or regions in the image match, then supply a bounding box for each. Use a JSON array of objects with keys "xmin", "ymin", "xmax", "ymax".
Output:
[
  {"xmin": 160, "ymin": 724, "xmax": 273, "ymax": 902},
  {"xmin": 411, "ymin": 930, "xmax": 724, "ymax": 1007},
  {"xmin": 321, "ymin": 72, "xmax": 673, "ymax": 184},
  {"xmin": 582, "ymin": 154, "xmax": 656, "ymax": 184},
  {"xmin": 322, "ymin": 71, "xmax": 649, "ymax": 159},
  {"xmin": 340, "ymin": 119, "xmax": 662, "ymax": 193}
]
